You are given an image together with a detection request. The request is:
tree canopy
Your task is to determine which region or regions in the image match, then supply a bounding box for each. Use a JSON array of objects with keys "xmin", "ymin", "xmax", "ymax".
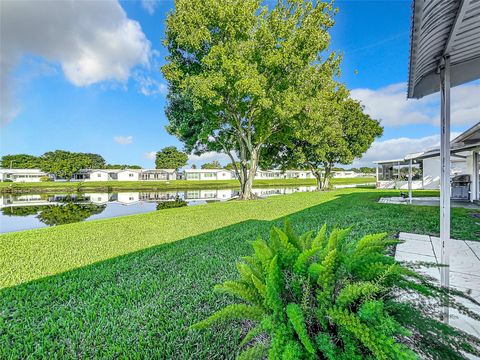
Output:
[
  {"xmin": 163, "ymin": 0, "xmax": 340, "ymax": 199},
  {"xmin": 40, "ymin": 151, "xmax": 96, "ymax": 180},
  {"xmin": 80, "ymin": 153, "xmax": 106, "ymax": 169},
  {"xmin": 201, "ymin": 160, "xmax": 222, "ymax": 169},
  {"xmin": 1, "ymin": 154, "xmax": 41, "ymax": 169},
  {"xmin": 263, "ymin": 84, "xmax": 382, "ymax": 189},
  {"xmin": 104, "ymin": 164, "xmax": 142, "ymax": 169},
  {"xmin": 155, "ymin": 146, "xmax": 188, "ymax": 169}
]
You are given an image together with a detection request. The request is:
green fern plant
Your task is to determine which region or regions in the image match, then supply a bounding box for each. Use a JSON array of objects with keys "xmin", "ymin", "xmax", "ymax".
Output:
[{"xmin": 192, "ymin": 221, "xmax": 480, "ymax": 359}]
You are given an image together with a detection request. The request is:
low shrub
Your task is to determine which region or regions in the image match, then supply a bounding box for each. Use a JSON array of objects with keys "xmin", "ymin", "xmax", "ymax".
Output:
[
  {"xmin": 3, "ymin": 179, "xmax": 13, "ymax": 182},
  {"xmin": 192, "ymin": 221, "xmax": 480, "ymax": 359},
  {"xmin": 156, "ymin": 199, "xmax": 187, "ymax": 210},
  {"xmin": 39, "ymin": 176, "xmax": 52, "ymax": 182}
]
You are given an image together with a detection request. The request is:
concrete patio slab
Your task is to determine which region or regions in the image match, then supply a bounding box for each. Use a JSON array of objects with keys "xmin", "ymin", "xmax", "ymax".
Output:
[
  {"xmin": 379, "ymin": 197, "xmax": 480, "ymax": 209},
  {"xmin": 396, "ymin": 232, "xmax": 480, "ymax": 340}
]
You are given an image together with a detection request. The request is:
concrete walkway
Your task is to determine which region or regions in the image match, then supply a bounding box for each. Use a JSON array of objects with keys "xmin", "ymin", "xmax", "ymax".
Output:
[
  {"xmin": 396, "ymin": 232, "xmax": 480, "ymax": 340},
  {"xmin": 380, "ymin": 196, "xmax": 480, "ymax": 209}
]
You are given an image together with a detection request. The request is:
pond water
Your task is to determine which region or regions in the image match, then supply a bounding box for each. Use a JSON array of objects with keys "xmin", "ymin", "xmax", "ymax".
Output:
[{"xmin": 0, "ymin": 186, "xmax": 318, "ymax": 233}]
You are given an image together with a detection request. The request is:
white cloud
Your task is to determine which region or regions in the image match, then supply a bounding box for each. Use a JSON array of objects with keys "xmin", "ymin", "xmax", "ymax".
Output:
[
  {"xmin": 134, "ymin": 73, "xmax": 168, "ymax": 96},
  {"xmin": 188, "ymin": 151, "xmax": 235, "ymax": 165},
  {"xmin": 351, "ymin": 82, "xmax": 480, "ymax": 127},
  {"xmin": 114, "ymin": 135, "xmax": 134, "ymax": 145},
  {"xmin": 351, "ymin": 132, "xmax": 461, "ymax": 168},
  {"xmin": 145, "ymin": 151, "xmax": 157, "ymax": 160},
  {"xmin": 141, "ymin": 0, "xmax": 159, "ymax": 15},
  {"xmin": 1, "ymin": 0, "xmax": 151, "ymax": 124}
]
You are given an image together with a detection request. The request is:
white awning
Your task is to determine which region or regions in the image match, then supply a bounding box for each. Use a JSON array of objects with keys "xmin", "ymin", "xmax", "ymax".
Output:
[{"xmin": 408, "ymin": 0, "xmax": 480, "ymax": 99}]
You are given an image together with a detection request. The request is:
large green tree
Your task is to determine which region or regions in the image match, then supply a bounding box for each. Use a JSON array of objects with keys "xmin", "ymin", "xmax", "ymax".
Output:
[
  {"xmin": 263, "ymin": 84, "xmax": 382, "ymax": 190},
  {"xmin": 104, "ymin": 164, "xmax": 142, "ymax": 169},
  {"xmin": 155, "ymin": 146, "xmax": 188, "ymax": 169},
  {"xmin": 40, "ymin": 151, "xmax": 94, "ymax": 180},
  {"xmin": 201, "ymin": 160, "xmax": 221, "ymax": 169},
  {"xmin": 162, "ymin": 0, "xmax": 339, "ymax": 199},
  {"xmin": 80, "ymin": 153, "xmax": 106, "ymax": 169},
  {"xmin": 1, "ymin": 154, "xmax": 41, "ymax": 169}
]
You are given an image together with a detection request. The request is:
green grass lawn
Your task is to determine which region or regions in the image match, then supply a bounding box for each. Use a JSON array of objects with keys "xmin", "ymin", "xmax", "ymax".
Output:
[
  {"xmin": 0, "ymin": 189, "xmax": 478, "ymax": 358},
  {"xmin": 0, "ymin": 177, "xmax": 375, "ymax": 193}
]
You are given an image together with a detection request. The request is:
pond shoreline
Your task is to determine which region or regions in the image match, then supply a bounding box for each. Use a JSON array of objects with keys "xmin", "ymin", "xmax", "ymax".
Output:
[{"xmin": 0, "ymin": 178, "xmax": 375, "ymax": 194}]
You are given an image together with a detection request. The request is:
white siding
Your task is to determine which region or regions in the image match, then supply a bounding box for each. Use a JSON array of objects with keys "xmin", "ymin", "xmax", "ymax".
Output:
[
  {"xmin": 85, "ymin": 171, "xmax": 110, "ymax": 182},
  {"xmin": 117, "ymin": 171, "xmax": 140, "ymax": 181}
]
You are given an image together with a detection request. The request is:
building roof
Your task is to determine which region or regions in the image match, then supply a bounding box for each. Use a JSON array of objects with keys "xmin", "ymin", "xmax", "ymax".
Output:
[
  {"xmin": 373, "ymin": 159, "xmax": 410, "ymax": 166},
  {"xmin": 451, "ymin": 122, "xmax": 480, "ymax": 144},
  {"xmin": 0, "ymin": 168, "xmax": 47, "ymax": 174},
  {"xmin": 375, "ymin": 121, "xmax": 480, "ymax": 164},
  {"xmin": 141, "ymin": 169, "xmax": 176, "ymax": 173},
  {"xmin": 184, "ymin": 169, "xmax": 229, "ymax": 173},
  {"xmin": 408, "ymin": 0, "xmax": 480, "ymax": 99}
]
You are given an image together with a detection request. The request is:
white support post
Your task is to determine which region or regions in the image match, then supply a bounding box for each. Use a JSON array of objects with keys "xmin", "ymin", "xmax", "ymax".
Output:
[
  {"xmin": 376, "ymin": 165, "xmax": 379, "ymax": 183},
  {"xmin": 408, "ymin": 159, "xmax": 413, "ymax": 203},
  {"xmin": 472, "ymin": 151, "xmax": 479, "ymax": 202},
  {"xmin": 440, "ymin": 56, "xmax": 451, "ymax": 291}
]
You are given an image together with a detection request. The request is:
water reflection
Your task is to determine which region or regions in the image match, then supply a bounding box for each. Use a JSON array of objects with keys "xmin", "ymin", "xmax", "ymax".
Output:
[{"xmin": 0, "ymin": 186, "xmax": 317, "ymax": 233}]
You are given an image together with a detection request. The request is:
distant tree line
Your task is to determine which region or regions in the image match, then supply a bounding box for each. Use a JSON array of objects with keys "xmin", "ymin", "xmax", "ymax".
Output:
[{"xmin": 1, "ymin": 151, "xmax": 142, "ymax": 180}]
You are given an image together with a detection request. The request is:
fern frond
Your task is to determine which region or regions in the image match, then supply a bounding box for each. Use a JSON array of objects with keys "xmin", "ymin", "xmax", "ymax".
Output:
[
  {"xmin": 190, "ymin": 304, "xmax": 265, "ymax": 330},
  {"xmin": 265, "ymin": 256, "xmax": 284, "ymax": 319},
  {"xmin": 294, "ymin": 246, "xmax": 322, "ymax": 275},
  {"xmin": 283, "ymin": 219, "xmax": 302, "ymax": 251},
  {"xmin": 286, "ymin": 303, "xmax": 315, "ymax": 354},
  {"xmin": 237, "ymin": 342, "xmax": 269, "ymax": 360},
  {"xmin": 312, "ymin": 223, "xmax": 328, "ymax": 249},
  {"xmin": 251, "ymin": 274, "xmax": 266, "ymax": 298},
  {"xmin": 214, "ymin": 280, "xmax": 261, "ymax": 305},
  {"xmin": 240, "ymin": 322, "xmax": 265, "ymax": 347},
  {"xmin": 335, "ymin": 282, "xmax": 382, "ymax": 308}
]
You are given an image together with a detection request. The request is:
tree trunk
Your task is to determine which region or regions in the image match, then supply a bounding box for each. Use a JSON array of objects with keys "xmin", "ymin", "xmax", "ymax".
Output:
[
  {"xmin": 310, "ymin": 167, "xmax": 323, "ymax": 191},
  {"xmin": 322, "ymin": 163, "xmax": 332, "ymax": 190},
  {"xmin": 238, "ymin": 147, "xmax": 259, "ymax": 200}
]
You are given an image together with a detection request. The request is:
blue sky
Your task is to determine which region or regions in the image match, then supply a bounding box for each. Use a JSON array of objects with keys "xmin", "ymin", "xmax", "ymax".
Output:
[{"xmin": 1, "ymin": 0, "xmax": 479, "ymax": 168}]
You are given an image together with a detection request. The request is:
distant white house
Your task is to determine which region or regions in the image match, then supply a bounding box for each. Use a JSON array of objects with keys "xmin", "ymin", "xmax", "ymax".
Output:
[
  {"xmin": 70, "ymin": 169, "xmax": 177, "ymax": 182},
  {"xmin": 254, "ymin": 170, "xmax": 314, "ymax": 179},
  {"xmin": 0, "ymin": 168, "xmax": 48, "ymax": 182},
  {"xmin": 184, "ymin": 169, "xmax": 233, "ymax": 180},
  {"xmin": 140, "ymin": 169, "xmax": 177, "ymax": 181},
  {"xmin": 332, "ymin": 170, "xmax": 357, "ymax": 178}
]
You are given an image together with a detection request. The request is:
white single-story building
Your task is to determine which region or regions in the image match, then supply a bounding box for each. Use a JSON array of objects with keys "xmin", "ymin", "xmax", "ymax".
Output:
[
  {"xmin": 0, "ymin": 168, "xmax": 49, "ymax": 182},
  {"xmin": 184, "ymin": 169, "xmax": 233, "ymax": 181},
  {"xmin": 332, "ymin": 170, "xmax": 358, "ymax": 178},
  {"xmin": 374, "ymin": 122, "xmax": 479, "ymax": 202},
  {"xmin": 70, "ymin": 169, "xmax": 177, "ymax": 182},
  {"xmin": 140, "ymin": 169, "xmax": 177, "ymax": 181},
  {"xmin": 254, "ymin": 169, "xmax": 315, "ymax": 179},
  {"xmin": 70, "ymin": 169, "xmax": 121, "ymax": 182},
  {"xmin": 117, "ymin": 169, "xmax": 141, "ymax": 181}
]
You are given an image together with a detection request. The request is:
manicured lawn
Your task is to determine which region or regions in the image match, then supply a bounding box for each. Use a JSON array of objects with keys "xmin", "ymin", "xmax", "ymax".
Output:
[
  {"xmin": 0, "ymin": 189, "xmax": 477, "ymax": 358},
  {"xmin": 0, "ymin": 177, "xmax": 375, "ymax": 193}
]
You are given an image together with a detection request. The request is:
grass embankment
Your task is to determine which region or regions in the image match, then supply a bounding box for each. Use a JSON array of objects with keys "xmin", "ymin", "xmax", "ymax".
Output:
[
  {"xmin": 0, "ymin": 189, "xmax": 478, "ymax": 358},
  {"xmin": 0, "ymin": 177, "xmax": 375, "ymax": 193}
]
